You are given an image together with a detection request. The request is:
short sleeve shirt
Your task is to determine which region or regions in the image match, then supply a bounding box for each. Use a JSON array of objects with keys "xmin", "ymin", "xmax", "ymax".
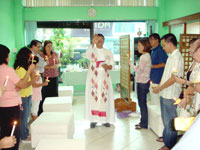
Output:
[
  {"xmin": 16, "ymin": 67, "xmax": 32, "ymax": 97},
  {"xmin": 150, "ymin": 45, "xmax": 168, "ymax": 84},
  {"xmin": 40, "ymin": 51, "xmax": 59, "ymax": 78},
  {"xmin": 0, "ymin": 64, "xmax": 21, "ymax": 107}
]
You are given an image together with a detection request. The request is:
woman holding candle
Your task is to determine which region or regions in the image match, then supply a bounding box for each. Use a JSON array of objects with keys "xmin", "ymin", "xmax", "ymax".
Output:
[
  {"xmin": 174, "ymin": 38, "xmax": 200, "ymax": 114},
  {"xmin": 38, "ymin": 40, "xmax": 59, "ymax": 115},
  {"xmin": 129, "ymin": 38, "xmax": 152, "ymax": 129},
  {"xmin": 14, "ymin": 47, "xmax": 38, "ymax": 143},
  {"xmin": 0, "ymin": 44, "xmax": 35, "ymax": 150}
]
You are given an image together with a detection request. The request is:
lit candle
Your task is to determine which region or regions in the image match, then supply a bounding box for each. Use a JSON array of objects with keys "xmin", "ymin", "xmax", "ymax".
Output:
[
  {"xmin": 53, "ymin": 59, "xmax": 55, "ymax": 65},
  {"xmin": 10, "ymin": 121, "xmax": 17, "ymax": 136},
  {"xmin": 46, "ymin": 77, "xmax": 50, "ymax": 82},
  {"xmin": 4, "ymin": 76, "xmax": 9, "ymax": 87},
  {"xmin": 31, "ymin": 54, "xmax": 34, "ymax": 64}
]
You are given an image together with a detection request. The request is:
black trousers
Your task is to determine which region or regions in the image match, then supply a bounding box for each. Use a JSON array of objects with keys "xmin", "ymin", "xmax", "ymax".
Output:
[
  {"xmin": 0, "ymin": 106, "xmax": 20, "ymax": 150},
  {"xmin": 38, "ymin": 77, "xmax": 58, "ymax": 116}
]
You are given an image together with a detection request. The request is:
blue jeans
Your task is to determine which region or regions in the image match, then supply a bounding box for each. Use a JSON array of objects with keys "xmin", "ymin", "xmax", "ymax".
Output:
[
  {"xmin": 160, "ymin": 96, "xmax": 177, "ymax": 148},
  {"xmin": 20, "ymin": 95, "xmax": 32, "ymax": 140},
  {"xmin": 136, "ymin": 82, "xmax": 150, "ymax": 128}
]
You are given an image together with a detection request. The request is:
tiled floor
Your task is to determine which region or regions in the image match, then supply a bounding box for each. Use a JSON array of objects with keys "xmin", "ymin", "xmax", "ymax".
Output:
[{"xmin": 19, "ymin": 92, "xmax": 163, "ymax": 150}]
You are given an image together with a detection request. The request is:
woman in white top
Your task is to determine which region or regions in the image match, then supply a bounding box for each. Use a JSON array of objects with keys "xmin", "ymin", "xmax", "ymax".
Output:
[{"xmin": 175, "ymin": 38, "xmax": 200, "ymax": 114}]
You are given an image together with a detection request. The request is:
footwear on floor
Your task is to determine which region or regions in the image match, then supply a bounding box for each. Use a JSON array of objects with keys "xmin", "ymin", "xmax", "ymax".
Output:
[
  {"xmin": 156, "ymin": 137, "xmax": 164, "ymax": 142},
  {"xmin": 90, "ymin": 122, "xmax": 97, "ymax": 128},
  {"xmin": 135, "ymin": 124, "xmax": 140, "ymax": 127},
  {"xmin": 103, "ymin": 123, "xmax": 110, "ymax": 127},
  {"xmin": 135, "ymin": 125, "xmax": 142, "ymax": 129},
  {"xmin": 135, "ymin": 124, "xmax": 148, "ymax": 129},
  {"xmin": 159, "ymin": 146, "xmax": 170, "ymax": 150}
]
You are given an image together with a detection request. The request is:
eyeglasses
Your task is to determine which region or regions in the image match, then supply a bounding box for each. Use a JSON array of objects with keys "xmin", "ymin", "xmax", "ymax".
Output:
[{"xmin": 189, "ymin": 45, "xmax": 200, "ymax": 56}]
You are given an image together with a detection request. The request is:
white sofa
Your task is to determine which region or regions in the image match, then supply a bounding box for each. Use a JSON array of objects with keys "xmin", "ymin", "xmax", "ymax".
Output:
[
  {"xmin": 36, "ymin": 139, "xmax": 86, "ymax": 150},
  {"xmin": 43, "ymin": 96, "xmax": 72, "ymax": 112},
  {"xmin": 31, "ymin": 112, "xmax": 74, "ymax": 148},
  {"xmin": 58, "ymin": 86, "xmax": 74, "ymax": 98},
  {"xmin": 148, "ymin": 104, "xmax": 164, "ymax": 137}
]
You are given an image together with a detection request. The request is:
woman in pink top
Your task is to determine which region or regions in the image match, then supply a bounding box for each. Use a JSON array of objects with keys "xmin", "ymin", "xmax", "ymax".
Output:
[
  {"xmin": 0, "ymin": 44, "xmax": 35, "ymax": 150},
  {"xmin": 38, "ymin": 40, "xmax": 59, "ymax": 115},
  {"xmin": 130, "ymin": 38, "xmax": 152, "ymax": 129}
]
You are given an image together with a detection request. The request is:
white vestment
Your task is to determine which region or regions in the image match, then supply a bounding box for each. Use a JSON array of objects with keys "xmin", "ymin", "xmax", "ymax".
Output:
[{"xmin": 85, "ymin": 46, "xmax": 115, "ymax": 123}]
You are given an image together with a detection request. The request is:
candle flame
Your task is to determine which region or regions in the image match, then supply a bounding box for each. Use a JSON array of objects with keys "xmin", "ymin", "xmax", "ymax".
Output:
[{"xmin": 13, "ymin": 121, "xmax": 17, "ymax": 125}]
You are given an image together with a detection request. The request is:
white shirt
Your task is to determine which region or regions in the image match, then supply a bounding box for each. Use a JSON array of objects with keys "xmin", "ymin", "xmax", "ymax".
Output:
[
  {"xmin": 32, "ymin": 51, "xmax": 47, "ymax": 73},
  {"xmin": 189, "ymin": 62, "xmax": 200, "ymax": 112},
  {"xmin": 160, "ymin": 49, "xmax": 184, "ymax": 99}
]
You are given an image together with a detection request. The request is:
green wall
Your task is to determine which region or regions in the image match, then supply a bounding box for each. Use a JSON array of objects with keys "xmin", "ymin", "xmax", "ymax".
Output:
[
  {"xmin": 0, "ymin": 0, "xmax": 16, "ymax": 50},
  {"xmin": 164, "ymin": 0, "xmax": 200, "ymax": 21},
  {"xmin": 14, "ymin": 0, "xmax": 25, "ymax": 50},
  {"xmin": 0, "ymin": 0, "xmax": 199, "ymax": 66},
  {"xmin": 0, "ymin": 0, "xmax": 24, "ymax": 67},
  {"xmin": 158, "ymin": 0, "xmax": 200, "ymax": 37},
  {"xmin": 24, "ymin": 6, "xmax": 157, "ymax": 21}
]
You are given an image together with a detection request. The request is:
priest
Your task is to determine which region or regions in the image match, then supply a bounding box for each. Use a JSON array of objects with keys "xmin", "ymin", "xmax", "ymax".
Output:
[{"xmin": 85, "ymin": 34, "xmax": 115, "ymax": 128}]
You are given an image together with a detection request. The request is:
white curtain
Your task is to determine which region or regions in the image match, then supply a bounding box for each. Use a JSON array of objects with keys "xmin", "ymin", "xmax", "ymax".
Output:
[
  {"xmin": 25, "ymin": 21, "xmax": 37, "ymax": 46},
  {"xmin": 24, "ymin": 0, "xmax": 157, "ymax": 7}
]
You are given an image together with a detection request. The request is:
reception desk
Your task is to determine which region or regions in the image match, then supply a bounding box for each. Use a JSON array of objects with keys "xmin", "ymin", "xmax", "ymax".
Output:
[{"xmin": 62, "ymin": 70, "xmax": 120, "ymax": 86}]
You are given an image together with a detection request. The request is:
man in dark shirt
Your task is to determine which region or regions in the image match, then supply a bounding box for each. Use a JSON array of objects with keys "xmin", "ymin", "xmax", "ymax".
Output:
[{"xmin": 149, "ymin": 33, "xmax": 168, "ymax": 142}]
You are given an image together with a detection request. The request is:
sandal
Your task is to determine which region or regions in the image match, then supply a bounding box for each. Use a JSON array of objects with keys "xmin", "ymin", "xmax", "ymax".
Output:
[
  {"xmin": 135, "ymin": 125, "xmax": 142, "ymax": 129},
  {"xmin": 156, "ymin": 137, "xmax": 164, "ymax": 142},
  {"xmin": 135, "ymin": 124, "xmax": 140, "ymax": 127}
]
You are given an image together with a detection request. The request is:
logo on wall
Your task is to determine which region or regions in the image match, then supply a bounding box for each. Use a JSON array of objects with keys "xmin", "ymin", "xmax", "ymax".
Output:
[{"xmin": 88, "ymin": 8, "xmax": 97, "ymax": 17}]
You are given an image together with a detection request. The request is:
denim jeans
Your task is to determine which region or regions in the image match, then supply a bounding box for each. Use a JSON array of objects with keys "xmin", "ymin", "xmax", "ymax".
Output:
[
  {"xmin": 136, "ymin": 82, "xmax": 150, "ymax": 128},
  {"xmin": 160, "ymin": 96, "xmax": 177, "ymax": 148},
  {"xmin": 20, "ymin": 95, "xmax": 32, "ymax": 140}
]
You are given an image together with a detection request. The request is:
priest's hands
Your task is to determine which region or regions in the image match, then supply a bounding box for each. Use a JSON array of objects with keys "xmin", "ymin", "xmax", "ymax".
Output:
[{"xmin": 102, "ymin": 64, "xmax": 112, "ymax": 71}]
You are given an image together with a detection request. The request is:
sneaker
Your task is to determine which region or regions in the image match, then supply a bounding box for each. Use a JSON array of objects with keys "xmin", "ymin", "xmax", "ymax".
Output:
[
  {"xmin": 103, "ymin": 123, "xmax": 110, "ymax": 127},
  {"xmin": 90, "ymin": 122, "xmax": 97, "ymax": 128}
]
